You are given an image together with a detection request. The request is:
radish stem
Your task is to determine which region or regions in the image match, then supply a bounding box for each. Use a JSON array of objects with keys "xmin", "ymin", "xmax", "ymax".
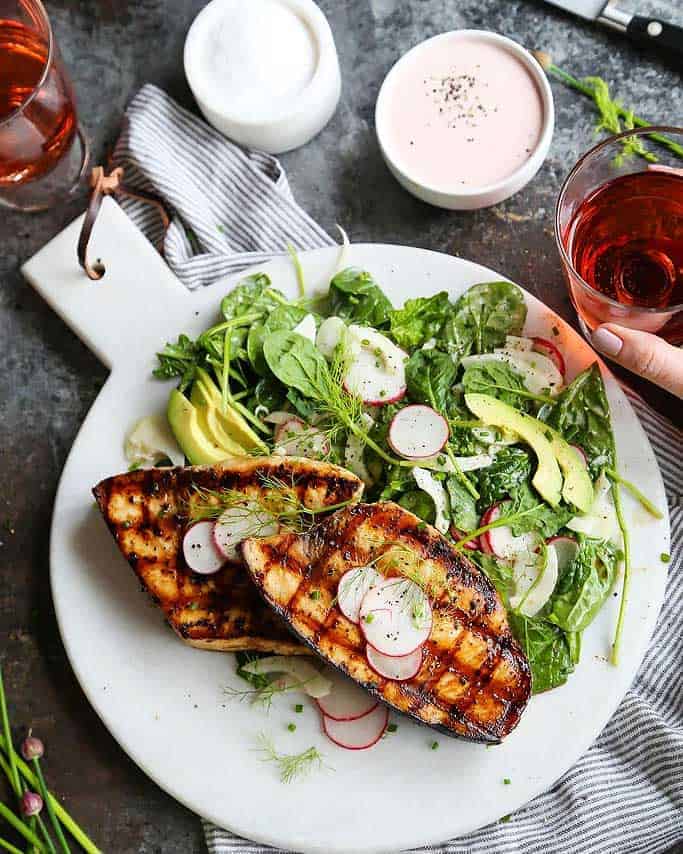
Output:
[
  {"xmin": 0, "ymin": 736, "xmax": 100, "ymax": 854},
  {"xmin": 604, "ymin": 469, "xmax": 663, "ymax": 519},
  {"xmin": 445, "ymin": 447, "xmax": 480, "ymax": 500},
  {"xmin": 286, "ymin": 244, "xmax": 306, "ymax": 298},
  {"xmin": 609, "ymin": 474, "xmax": 631, "ymax": 666},
  {"xmin": 32, "ymin": 761, "xmax": 70, "ymax": 854},
  {"xmin": 452, "ymin": 504, "xmax": 543, "ymax": 552},
  {"xmin": 0, "ymin": 669, "xmax": 19, "ymax": 798},
  {"xmin": 0, "ymin": 802, "xmax": 44, "ymax": 851},
  {"xmin": 0, "ymin": 836, "xmax": 22, "ymax": 854}
]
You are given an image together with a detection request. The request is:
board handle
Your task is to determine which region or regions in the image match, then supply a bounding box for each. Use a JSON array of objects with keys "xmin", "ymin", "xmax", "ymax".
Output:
[{"xmin": 21, "ymin": 197, "xmax": 191, "ymax": 370}]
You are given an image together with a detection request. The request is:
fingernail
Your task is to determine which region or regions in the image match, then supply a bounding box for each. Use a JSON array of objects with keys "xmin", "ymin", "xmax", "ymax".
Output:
[{"xmin": 591, "ymin": 326, "xmax": 623, "ymax": 357}]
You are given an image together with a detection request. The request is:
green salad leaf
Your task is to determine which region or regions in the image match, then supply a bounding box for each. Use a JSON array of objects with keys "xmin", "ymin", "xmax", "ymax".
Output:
[
  {"xmin": 547, "ymin": 536, "xmax": 620, "ymax": 633},
  {"xmin": 405, "ymin": 349, "xmax": 458, "ymax": 412},
  {"xmin": 397, "ymin": 490, "xmax": 436, "ymax": 522},
  {"xmin": 154, "ymin": 333, "xmax": 200, "ymax": 391},
  {"xmin": 445, "ymin": 476, "xmax": 479, "ymax": 532},
  {"xmin": 540, "ymin": 363, "xmax": 615, "ymax": 477},
  {"xmin": 326, "ymin": 268, "xmax": 393, "ymax": 328},
  {"xmin": 221, "ymin": 274, "xmax": 279, "ymax": 322},
  {"xmin": 445, "ymin": 281, "xmax": 527, "ymax": 357},
  {"xmin": 462, "ymin": 361, "xmax": 533, "ymax": 410},
  {"xmin": 263, "ymin": 331, "xmax": 330, "ymax": 400},
  {"xmin": 508, "ymin": 612, "xmax": 575, "ymax": 693},
  {"xmin": 476, "ymin": 447, "xmax": 532, "ymax": 507},
  {"xmin": 388, "ymin": 292, "xmax": 451, "ymax": 350},
  {"xmin": 506, "ymin": 482, "xmax": 573, "ymax": 539}
]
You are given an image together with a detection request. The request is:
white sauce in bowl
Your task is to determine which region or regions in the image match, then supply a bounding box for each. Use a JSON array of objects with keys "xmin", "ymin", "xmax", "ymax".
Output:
[{"xmin": 378, "ymin": 33, "xmax": 544, "ymax": 190}]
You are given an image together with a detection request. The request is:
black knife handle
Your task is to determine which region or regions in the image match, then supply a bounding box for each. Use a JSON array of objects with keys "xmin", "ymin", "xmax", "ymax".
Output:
[{"xmin": 626, "ymin": 16, "xmax": 683, "ymax": 69}]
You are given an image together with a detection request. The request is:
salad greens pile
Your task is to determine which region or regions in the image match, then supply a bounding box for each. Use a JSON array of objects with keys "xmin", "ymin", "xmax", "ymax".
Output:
[{"xmin": 155, "ymin": 265, "xmax": 657, "ymax": 693}]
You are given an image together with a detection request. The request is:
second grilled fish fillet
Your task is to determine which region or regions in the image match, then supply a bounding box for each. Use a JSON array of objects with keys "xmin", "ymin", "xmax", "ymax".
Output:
[
  {"xmin": 93, "ymin": 456, "xmax": 364, "ymax": 654},
  {"xmin": 242, "ymin": 502, "xmax": 532, "ymax": 743}
]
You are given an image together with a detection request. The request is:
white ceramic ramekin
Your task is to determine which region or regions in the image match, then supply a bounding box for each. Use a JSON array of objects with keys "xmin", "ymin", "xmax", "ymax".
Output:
[
  {"xmin": 375, "ymin": 30, "xmax": 555, "ymax": 210},
  {"xmin": 184, "ymin": 0, "xmax": 341, "ymax": 154}
]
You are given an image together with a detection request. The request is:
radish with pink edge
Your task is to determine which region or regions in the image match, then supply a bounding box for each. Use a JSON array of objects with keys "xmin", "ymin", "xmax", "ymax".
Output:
[
  {"xmin": 322, "ymin": 703, "xmax": 389, "ymax": 750},
  {"xmin": 213, "ymin": 502, "xmax": 278, "ymax": 562},
  {"xmin": 337, "ymin": 565, "xmax": 383, "ymax": 624},
  {"xmin": 359, "ymin": 577, "xmax": 432, "ymax": 657},
  {"xmin": 479, "ymin": 503, "xmax": 536, "ymax": 560},
  {"xmin": 532, "ymin": 336, "xmax": 566, "ymax": 378},
  {"xmin": 315, "ymin": 670, "xmax": 379, "ymax": 721},
  {"xmin": 451, "ymin": 527, "xmax": 480, "ymax": 551},
  {"xmin": 387, "ymin": 405, "xmax": 449, "ymax": 459},
  {"xmin": 274, "ymin": 417, "xmax": 330, "ymax": 458},
  {"xmin": 366, "ymin": 644, "xmax": 423, "ymax": 681},
  {"xmin": 343, "ymin": 326, "xmax": 408, "ymax": 405},
  {"xmin": 183, "ymin": 521, "xmax": 225, "ymax": 574}
]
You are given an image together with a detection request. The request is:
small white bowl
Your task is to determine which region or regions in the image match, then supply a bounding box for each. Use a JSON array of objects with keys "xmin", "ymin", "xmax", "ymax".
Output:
[
  {"xmin": 375, "ymin": 30, "xmax": 554, "ymax": 210},
  {"xmin": 184, "ymin": 0, "xmax": 341, "ymax": 154}
]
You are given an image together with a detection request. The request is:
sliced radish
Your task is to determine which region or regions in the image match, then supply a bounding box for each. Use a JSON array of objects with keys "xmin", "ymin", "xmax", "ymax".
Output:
[
  {"xmin": 480, "ymin": 503, "xmax": 537, "ymax": 560},
  {"xmin": 183, "ymin": 521, "xmax": 225, "ymax": 574},
  {"xmin": 463, "ymin": 351, "xmax": 562, "ymax": 396},
  {"xmin": 412, "ymin": 467, "xmax": 450, "ymax": 534},
  {"xmin": 274, "ymin": 417, "xmax": 329, "ymax": 458},
  {"xmin": 315, "ymin": 671, "xmax": 378, "ymax": 721},
  {"xmin": 337, "ymin": 565, "xmax": 383, "ymax": 624},
  {"xmin": 239, "ymin": 656, "xmax": 332, "ymax": 699},
  {"xmin": 387, "ymin": 405, "xmax": 449, "ymax": 459},
  {"xmin": 292, "ymin": 313, "xmax": 317, "ymax": 344},
  {"xmin": 510, "ymin": 544, "xmax": 559, "ymax": 617},
  {"xmin": 315, "ymin": 316, "xmax": 346, "ymax": 359},
  {"xmin": 547, "ymin": 535, "xmax": 579, "ymax": 573},
  {"xmin": 504, "ymin": 335, "xmax": 534, "ymax": 352},
  {"xmin": 366, "ymin": 644, "xmax": 423, "ymax": 681},
  {"xmin": 343, "ymin": 326, "xmax": 408, "ymax": 405},
  {"xmin": 359, "ymin": 577, "xmax": 432, "ymax": 657},
  {"xmin": 570, "ymin": 444, "xmax": 588, "ymax": 467},
  {"xmin": 344, "ymin": 412, "xmax": 375, "ymax": 485},
  {"xmin": 567, "ymin": 472, "xmax": 621, "ymax": 545},
  {"xmin": 322, "ymin": 704, "xmax": 389, "ymax": 750},
  {"xmin": 213, "ymin": 503, "xmax": 278, "ymax": 561},
  {"xmin": 532, "ymin": 337, "xmax": 566, "ymax": 378},
  {"xmin": 451, "ymin": 527, "xmax": 480, "ymax": 550}
]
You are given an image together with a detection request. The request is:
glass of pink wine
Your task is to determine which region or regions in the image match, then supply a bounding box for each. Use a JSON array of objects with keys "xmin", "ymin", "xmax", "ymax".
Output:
[
  {"xmin": 0, "ymin": 0, "xmax": 88, "ymax": 211},
  {"xmin": 556, "ymin": 126, "xmax": 683, "ymax": 346}
]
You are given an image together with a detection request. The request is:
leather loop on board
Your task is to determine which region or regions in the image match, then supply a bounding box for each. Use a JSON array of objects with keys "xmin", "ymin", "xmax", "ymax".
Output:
[{"xmin": 77, "ymin": 166, "xmax": 172, "ymax": 280}]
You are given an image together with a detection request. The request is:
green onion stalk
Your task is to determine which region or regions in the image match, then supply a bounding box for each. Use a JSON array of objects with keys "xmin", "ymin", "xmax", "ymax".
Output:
[{"xmin": 532, "ymin": 51, "xmax": 683, "ymax": 162}]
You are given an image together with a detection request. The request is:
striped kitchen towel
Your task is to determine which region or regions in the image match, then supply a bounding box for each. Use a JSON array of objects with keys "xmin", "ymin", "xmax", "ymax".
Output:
[
  {"xmin": 112, "ymin": 85, "xmax": 682, "ymax": 854},
  {"xmin": 111, "ymin": 84, "xmax": 334, "ymax": 289}
]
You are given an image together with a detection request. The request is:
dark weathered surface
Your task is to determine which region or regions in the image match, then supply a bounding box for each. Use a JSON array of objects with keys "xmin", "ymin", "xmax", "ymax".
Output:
[{"xmin": 0, "ymin": 0, "xmax": 680, "ymax": 851}]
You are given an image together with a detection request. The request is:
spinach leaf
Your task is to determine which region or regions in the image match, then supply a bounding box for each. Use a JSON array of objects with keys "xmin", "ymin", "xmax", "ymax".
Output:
[
  {"xmin": 286, "ymin": 388, "xmax": 318, "ymax": 422},
  {"xmin": 445, "ymin": 476, "xmax": 479, "ymax": 532},
  {"xmin": 398, "ymin": 490, "xmax": 436, "ymax": 523},
  {"xmin": 469, "ymin": 551, "xmax": 515, "ymax": 601},
  {"xmin": 445, "ymin": 281, "xmax": 527, "ymax": 356},
  {"xmin": 405, "ymin": 350, "xmax": 457, "ymax": 412},
  {"xmin": 246, "ymin": 377, "xmax": 287, "ymax": 413},
  {"xmin": 540, "ymin": 363, "xmax": 615, "ymax": 477},
  {"xmin": 476, "ymin": 447, "xmax": 532, "ymax": 508},
  {"xmin": 388, "ymin": 292, "xmax": 451, "ymax": 350},
  {"xmin": 547, "ymin": 536, "xmax": 620, "ymax": 633},
  {"xmin": 506, "ymin": 482, "xmax": 573, "ymax": 539},
  {"xmin": 220, "ymin": 274, "xmax": 280, "ymax": 322},
  {"xmin": 462, "ymin": 361, "xmax": 533, "ymax": 411},
  {"xmin": 326, "ymin": 268, "xmax": 393, "ymax": 328},
  {"xmin": 378, "ymin": 464, "xmax": 415, "ymax": 502},
  {"xmin": 248, "ymin": 304, "xmax": 311, "ymax": 376},
  {"xmin": 246, "ymin": 323, "xmax": 268, "ymax": 376},
  {"xmin": 263, "ymin": 331, "xmax": 330, "ymax": 401},
  {"xmin": 508, "ymin": 613, "xmax": 575, "ymax": 693}
]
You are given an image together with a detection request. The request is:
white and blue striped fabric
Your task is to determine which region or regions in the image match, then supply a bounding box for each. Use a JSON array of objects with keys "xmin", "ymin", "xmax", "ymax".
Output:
[{"xmin": 112, "ymin": 85, "xmax": 682, "ymax": 854}]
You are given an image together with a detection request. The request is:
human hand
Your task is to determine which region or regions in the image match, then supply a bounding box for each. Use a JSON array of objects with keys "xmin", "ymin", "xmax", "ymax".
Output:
[{"xmin": 590, "ymin": 324, "xmax": 683, "ymax": 399}]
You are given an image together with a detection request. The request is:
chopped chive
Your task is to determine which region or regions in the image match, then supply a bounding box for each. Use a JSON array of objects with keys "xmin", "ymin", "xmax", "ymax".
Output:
[
  {"xmin": 430, "ymin": 741, "xmax": 439, "ymax": 750},
  {"xmin": 309, "ymin": 590, "xmax": 321, "ymax": 601},
  {"xmin": 287, "ymin": 723, "xmax": 296, "ymax": 733},
  {"xmin": 364, "ymin": 613, "xmax": 375, "ymax": 624},
  {"xmin": 500, "ymin": 814, "xmax": 511, "ymax": 824},
  {"xmin": 386, "ymin": 724, "xmax": 398, "ymax": 733},
  {"xmin": 294, "ymin": 704, "xmax": 304, "ymax": 714},
  {"xmin": 503, "ymin": 777, "xmax": 511, "ymax": 785},
  {"xmin": 660, "ymin": 553, "xmax": 671, "ymax": 564}
]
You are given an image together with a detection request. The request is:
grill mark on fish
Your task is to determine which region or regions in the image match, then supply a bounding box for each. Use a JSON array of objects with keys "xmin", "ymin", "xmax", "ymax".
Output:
[
  {"xmin": 242, "ymin": 501, "xmax": 531, "ymax": 743},
  {"xmin": 93, "ymin": 456, "xmax": 364, "ymax": 655}
]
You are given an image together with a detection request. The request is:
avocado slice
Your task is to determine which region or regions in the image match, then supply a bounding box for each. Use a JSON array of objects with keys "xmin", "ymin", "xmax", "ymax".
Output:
[
  {"xmin": 547, "ymin": 430, "xmax": 594, "ymax": 513},
  {"xmin": 465, "ymin": 393, "xmax": 563, "ymax": 507},
  {"xmin": 190, "ymin": 381, "xmax": 247, "ymax": 458},
  {"xmin": 167, "ymin": 389, "xmax": 230, "ymax": 465},
  {"xmin": 195, "ymin": 368, "xmax": 268, "ymax": 452}
]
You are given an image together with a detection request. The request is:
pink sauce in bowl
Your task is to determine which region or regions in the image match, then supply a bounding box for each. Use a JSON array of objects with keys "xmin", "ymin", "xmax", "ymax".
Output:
[{"xmin": 375, "ymin": 30, "xmax": 554, "ymax": 210}]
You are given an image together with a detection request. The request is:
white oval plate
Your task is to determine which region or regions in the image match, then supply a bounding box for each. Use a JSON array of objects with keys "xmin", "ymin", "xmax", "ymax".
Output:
[{"xmin": 45, "ymin": 243, "xmax": 669, "ymax": 853}]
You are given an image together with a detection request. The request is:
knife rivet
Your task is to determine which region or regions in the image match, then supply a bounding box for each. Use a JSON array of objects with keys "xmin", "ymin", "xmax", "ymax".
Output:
[{"xmin": 647, "ymin": 20, "xmax": 663, "ymax": 37}]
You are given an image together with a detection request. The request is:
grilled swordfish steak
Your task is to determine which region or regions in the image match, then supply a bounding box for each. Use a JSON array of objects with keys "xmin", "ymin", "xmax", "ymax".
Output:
[
  {"xmin": 93, "ymin": 457, "xmax": 363, "ymax": 654},
  {"xmin": 242, "ymin": 502, "xmax": 531, "ymax": 743}
]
